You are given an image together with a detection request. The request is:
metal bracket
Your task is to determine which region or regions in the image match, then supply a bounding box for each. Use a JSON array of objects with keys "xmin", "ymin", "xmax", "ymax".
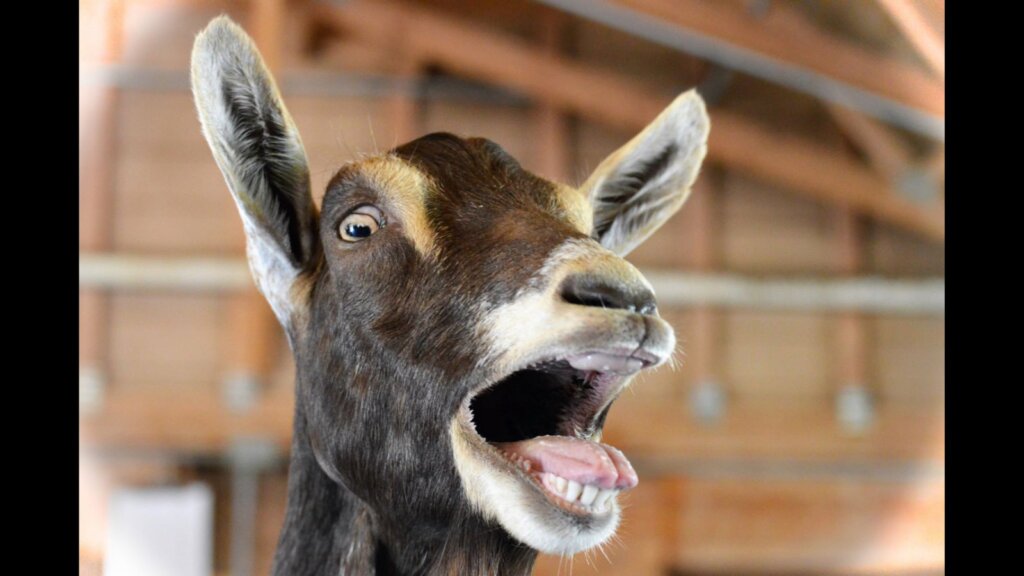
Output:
[
  {"xmin": 80, "ymin": 367, "xmax": 106, "ymax": 414},
  {"xmin": 222, "ymin": 372, "xmax": 265, "ymax": 413},
  {"xmin": 835, "ymin": 384, "xmax": 875, "ymax": 434},
  {"xmin": 689, "ymin": 379, "xmax": 727, "ymax": 425}
]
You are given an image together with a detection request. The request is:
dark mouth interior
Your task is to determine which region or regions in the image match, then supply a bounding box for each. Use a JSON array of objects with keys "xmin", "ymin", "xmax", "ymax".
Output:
[{"xmin": 469, "ymin": 360, "xmax": 596, "ymax": 443}]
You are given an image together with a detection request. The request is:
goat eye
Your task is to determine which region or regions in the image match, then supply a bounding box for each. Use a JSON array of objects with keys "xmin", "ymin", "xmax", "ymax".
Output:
[{"xmin": 338, "ymin": 206, "xmax": 383, "ymax": 242}]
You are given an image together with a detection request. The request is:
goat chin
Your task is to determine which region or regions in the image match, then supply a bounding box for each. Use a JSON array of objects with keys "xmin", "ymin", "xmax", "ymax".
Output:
[{"xmin": 450, "ymin": 419, "xmax": 620, "ymax": 555}]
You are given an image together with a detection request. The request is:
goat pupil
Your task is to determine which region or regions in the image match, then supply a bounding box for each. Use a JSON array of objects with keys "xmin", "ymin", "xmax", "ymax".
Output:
[{"xmin": 346, "ymin": 223, "xmax": 371, "ymax": 238}]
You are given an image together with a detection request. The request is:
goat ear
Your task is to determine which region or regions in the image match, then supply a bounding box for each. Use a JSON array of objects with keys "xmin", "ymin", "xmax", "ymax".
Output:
[
  {"xmin": 191, "ymin": 16, "xmax": 319, "ymax": 330},
  {"xmin": 581, "ymin": 90, "xmax": 710, "ymax": 256}
]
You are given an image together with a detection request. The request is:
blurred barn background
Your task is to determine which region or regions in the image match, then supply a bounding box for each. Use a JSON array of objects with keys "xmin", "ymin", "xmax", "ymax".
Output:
[{"xmin": 78, "ymin": 0, "xmax": 945, "ymax": 574}]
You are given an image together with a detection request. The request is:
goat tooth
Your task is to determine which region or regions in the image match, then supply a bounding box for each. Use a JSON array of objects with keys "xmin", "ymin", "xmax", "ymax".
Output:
[
  {"xmin": 555, "ymin": 476, "xmax": 567, "ymax": 495},
  {"xmin": 580, "ymin": 484, "xmax": 598, "ymax": 506},
  {"xmin": 565, "ymin": 480, "xmax": 582, "ymax": 502},
  {"xmin": 594, "ymin": 489, "xmax": 614, "ymax": 511},
  {"xmin": 540, "ymin": 473, "xmax": 557, "ymax": 493}
]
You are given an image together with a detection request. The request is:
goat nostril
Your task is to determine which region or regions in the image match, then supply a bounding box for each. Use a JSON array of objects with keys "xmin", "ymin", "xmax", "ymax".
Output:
[
  {"xmin": 559, "ymin": 275, "xmax": 657, "ymax": 315},
  {"xmin": 638, "ymin": 302, "xmax": 658, "ymax": 316}
]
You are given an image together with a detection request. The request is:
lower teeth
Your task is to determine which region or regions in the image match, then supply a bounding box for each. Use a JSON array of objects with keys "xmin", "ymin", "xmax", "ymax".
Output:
[{"xmin": 539, "ymin": 472, "xmax": 617, "ymax": 512}]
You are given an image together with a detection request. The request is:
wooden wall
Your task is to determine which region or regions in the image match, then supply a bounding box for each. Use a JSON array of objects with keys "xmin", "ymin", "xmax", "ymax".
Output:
[{"xmin": 79, "ymin": 2, "xmax": 945, "ymax": 575}]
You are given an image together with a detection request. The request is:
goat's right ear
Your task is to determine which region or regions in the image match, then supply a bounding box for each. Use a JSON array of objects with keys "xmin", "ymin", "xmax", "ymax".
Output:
[
  {"xmin": 191, "ymin": 16, "xmax": 319, "ymax": 331},
  {"xmin": 580, "ymin": 90, "xmax": 709, "ymax": 257}
]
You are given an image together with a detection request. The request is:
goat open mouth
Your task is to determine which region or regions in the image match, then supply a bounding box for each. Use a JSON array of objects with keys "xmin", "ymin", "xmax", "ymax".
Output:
[{"xmin": 460, "ymin": 351, "xmax": 654, "ymax": 516}]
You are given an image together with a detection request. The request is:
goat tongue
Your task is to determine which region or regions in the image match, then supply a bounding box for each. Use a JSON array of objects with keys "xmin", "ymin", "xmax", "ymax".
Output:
[{"xmin": 494, "ymin": 435, "xmax": 638, "ymax": 490}]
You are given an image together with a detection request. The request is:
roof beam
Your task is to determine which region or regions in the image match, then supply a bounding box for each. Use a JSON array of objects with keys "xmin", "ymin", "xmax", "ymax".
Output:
[
  {"xmin": 313, "ymin": 0, "xmax": 942, "ymax": 241},
  {"xmin": 873, "ymin": 0, "xmax": 945, "ymax": 79},
  {"xmin": 612, "ymin": 0, "xmax": 944, "ymax": 115},
  {"xmin": 828, "ymin": 106, "xmax": 913, "ymax": 181},
  {"xmin": 537, "ymin": 0, "xmax": 944, "ymax": 140}
]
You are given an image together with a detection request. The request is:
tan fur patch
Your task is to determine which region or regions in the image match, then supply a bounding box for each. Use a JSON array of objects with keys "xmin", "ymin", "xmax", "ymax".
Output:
[
  {"xmin": 358, "ymin": 155, "xmax": 437, "ymax": 257},
  {"xmin": 557, "ymin": 183, "xmax": 594, "ymax": 235},
  {"xmin": 478, "ymin": 238, "xmax": 661, "ymax": 375}
]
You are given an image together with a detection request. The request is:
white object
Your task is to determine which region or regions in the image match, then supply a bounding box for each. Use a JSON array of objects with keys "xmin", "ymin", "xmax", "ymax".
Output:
[{"xmin": 103, "ymin": 483, "xmax": 213, "ymax": 576}]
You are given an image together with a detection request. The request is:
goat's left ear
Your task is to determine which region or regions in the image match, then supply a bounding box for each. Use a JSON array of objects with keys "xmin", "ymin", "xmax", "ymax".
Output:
[
  {"xmin": 581, "ymin": 90, "xmax": 710, "ymax": 256},
  {"xmin": 191, "ymin": 17, "xmax": 319, "ymax": 334}
]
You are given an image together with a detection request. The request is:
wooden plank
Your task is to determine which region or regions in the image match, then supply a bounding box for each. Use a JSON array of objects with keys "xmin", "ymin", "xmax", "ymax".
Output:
[
  {"xmin": 872, "ymin": 316, "xmax": 945, "ymax": 403},
  {"xmin": 250, "ymin": 0, "xmax": 284, "ymax": 72},
  {"xmin": 874, "ymin": 0, "xmax": 945, "ymax": 79},
  {"xmin": 108, "ymin": 293, "xmax": 226, "ymax": 392},
  {"xmin": 80, "ymin": 0, "xmax": 125, "ymax": 387},
  {"xmin": 80, "ymin": 387, "xmax": 295, "ymax": 453},
  {"xmin": 924, "ymin": 145, "xmax": 945, "ymax": 187},
  {"xmin": 722, "ymin": 311, "xmax": 830, "ymax": 399},
  {"xmin": 421, "ymin": 100, "xmax": 534, "ymax": 163},
  {"xmin": 829, "ymin": 106, "xmax": 913, "ymax": 181},
  {"xmin": 282, "ymin": 95, "xmax": 395, "ymax": 188},
  {"xmin": 224, "ymin": 293, "xmax": 279, "ymax": 390},
  {"xmin": 709, "ymin": 113, "xmax": 943, "ymax": 241},
  {"xmin": 835, "ymin": 210, "xmax": 868, "ymax": 390},
  {"xmin": 611, "ymin": 0, "xmax": 944, "ymax": 116},
  {"xmin": 389, "ymin": 58, "xmax": 421, "ymax": 145},
  {"xmin": 867, "ymin": 224, "xmax": 945, "ymax": 277},
  {"xmin": 314, "ymin": 0, "xmax": 944, "ymax": 241},
  {"xmin": 720, "ymin": 173, "xmax": 836, "ymax": 274},
  {"xmin": 118, "ymin": 0, "xmax": 240, "ymax": 67},
  {"xmin": 532, "ymin": 10, "xmax": 570, "ymax": 183},
  {"xmin": 604, "ymin": 395, "xmax": 944, "ymax": 465},
  {"xmin": 670, "ymin": 476, "xmax": 945, "ymax": 574},
  {"xmin": 114, "ymin": 155, "xmax": 242, "ymax": 253}
]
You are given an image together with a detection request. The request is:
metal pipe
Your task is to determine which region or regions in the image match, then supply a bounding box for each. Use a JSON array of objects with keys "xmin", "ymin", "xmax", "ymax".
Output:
[
  {"xmin": 227, "ymin": 439, "xmax": 280, "ymax": 576},
  {"xmin": 644, "ymin": 270, "xmax": 944, "ymax": 316},
  {"xmin": 79, "ymin": 254, "xmax": 251, "ymax": 291},
  {"xmin": 533, "ymin": 0, "xmax": 945, "ymax": 141},
  {"xmin": 229, "ymin": 463, "xmax": 258, "ymax": 576},
  {"xmin": 79, "ymin": 254, "xmax": 944, "ymax": 315}
]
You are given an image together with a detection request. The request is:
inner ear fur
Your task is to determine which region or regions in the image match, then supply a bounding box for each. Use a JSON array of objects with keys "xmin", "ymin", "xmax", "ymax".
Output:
[
  {"xmin": 581, "ymin": 90, "xmax": 710, "ymax": 257},
  {"xmin": 191, "ymin": 16, "xmax": 320, "ymax": 332}
]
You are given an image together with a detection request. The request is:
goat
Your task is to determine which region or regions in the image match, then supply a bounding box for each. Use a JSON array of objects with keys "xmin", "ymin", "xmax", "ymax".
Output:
[{"xmin": 191, "ymin": 15, "xmax": 709, "ymax": 576}]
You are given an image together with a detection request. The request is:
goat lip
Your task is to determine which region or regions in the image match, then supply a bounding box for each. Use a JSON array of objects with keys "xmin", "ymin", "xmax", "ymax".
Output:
[
  {"xmin": 565, "ymin": 352, "xmax": 645, "ymax": 374},
  {"xmin": 470, "ymin": 346, "xmax": 662, "ymax": 399}
]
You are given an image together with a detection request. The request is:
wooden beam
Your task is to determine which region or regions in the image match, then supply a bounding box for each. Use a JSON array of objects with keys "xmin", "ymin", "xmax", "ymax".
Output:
[
  {"xmin": 80, "ymin": 0, "xmax": 125, "ymax": 393},
  {"xmin": 250, "ymin": 0, "xmax": 285, "ymax": 72},
  {"xmin": 609, "ymin": 0, "xmax": 944, "ymax": 117},
  {"xmin": 873, "ymin": 0, "xmax": 945, "ymax": 79},
  {"xmin": 828, "ymin": 106, "xmax": 912, "ymax": 181},
  {"xmin": 224, "ymin": 294, "xmax": 278, "ymax": 392},
  {"xmin": 834, "ymin": 211, "xmax": 868, "ymax": 391},
  {"xmin": 314, "ymin": 0, "xmax": 944, "ymax": 241},
  {"xmin": 79, "ymin": 388, "xmax": 295, "ymax": 453},
  {"xmin": 389, "ymin": 58, "xmax": 421, "ymax": 145},
  {"xmin": 532, "ymin": 9, "xmax": 570, "ymax": 183},
  {"xmin": 924, "ymin": 145, "xmax": 945, "ymax": 187},
  {"xmin": 708, "ymin": 108, "xmax": 944, "ymax": 241},
  {"xmin": 606, "ymin": 397, "xmax": 944, "ymax": 465}
]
